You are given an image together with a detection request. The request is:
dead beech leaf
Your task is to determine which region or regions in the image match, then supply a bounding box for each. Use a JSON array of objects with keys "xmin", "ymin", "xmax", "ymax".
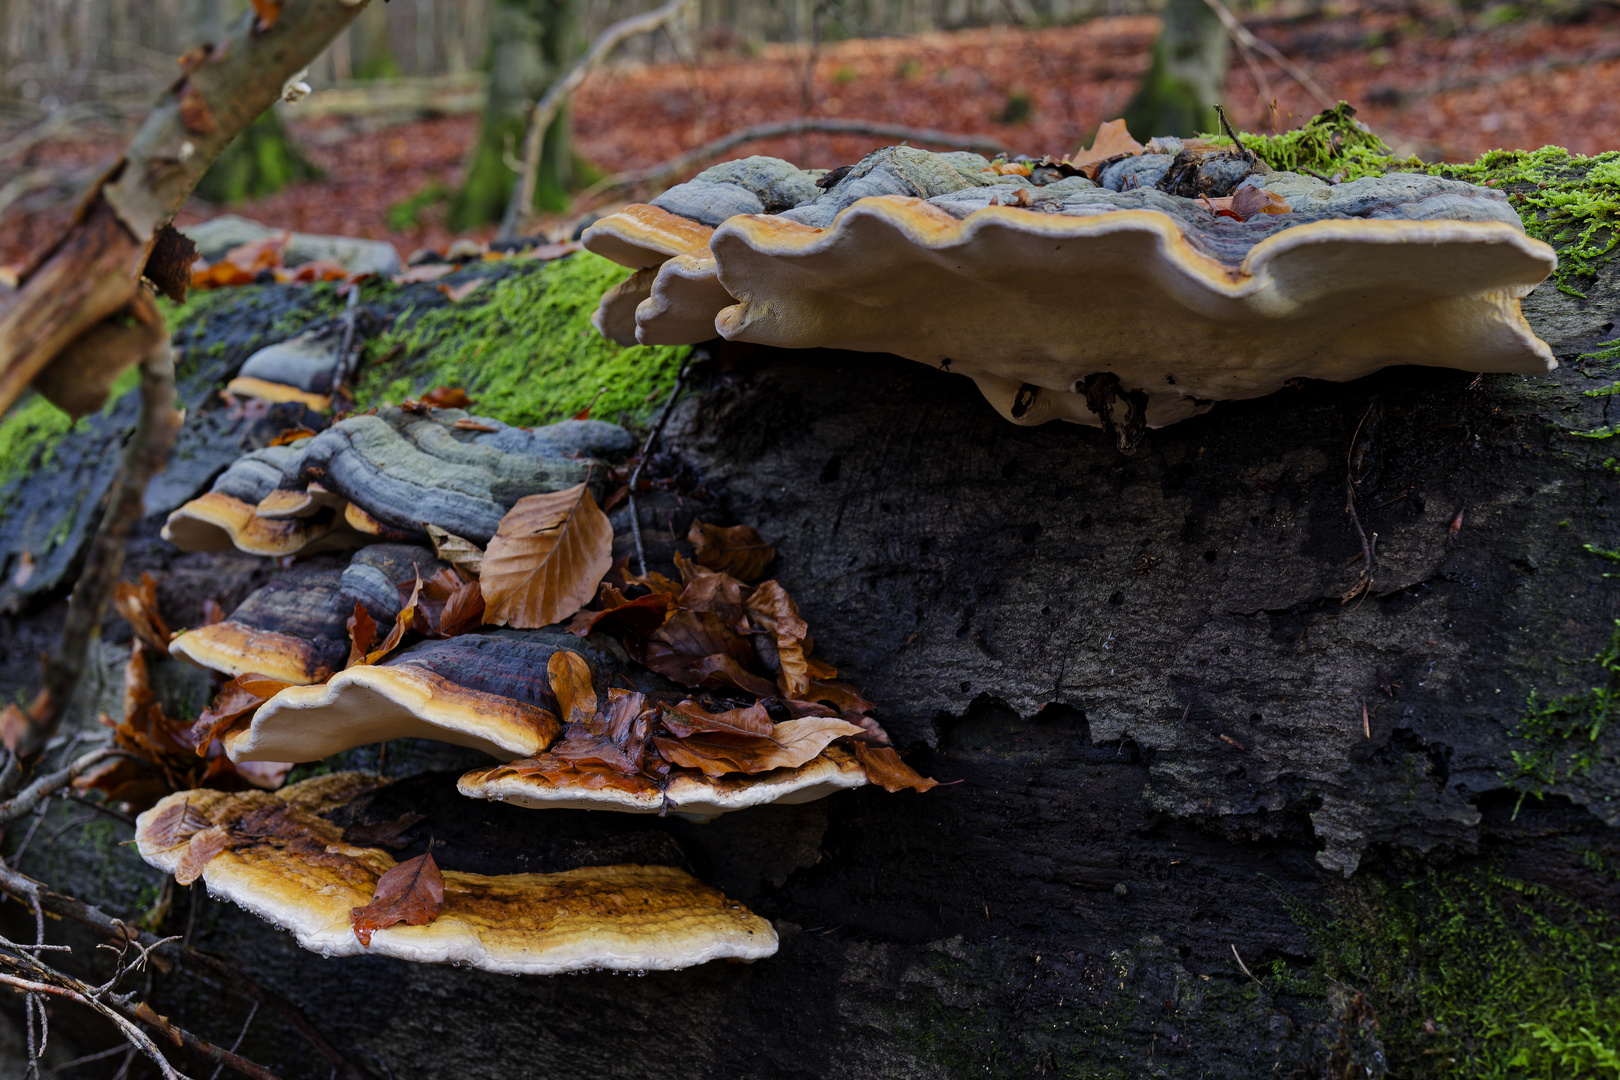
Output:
[
  {"xmin": 852, "ymin": 742, "xmax": 940, "ymax": 793},
  {"xmin": 426, "ymin": 524, "xmax": 483, "ymax": 577},
  {"xmin": 268, "ymin": 425, "xmax": 317, "ymax": 446},
  {"xmin": 346, "ymin": 602, "xmax": 377, "ymax": 668},
  {"xmin": 367, "ymin": 576, "xmax": 421, "ymax": 662},
  {"xmin": 1069, "ymin": 118, "xmax": 1144, "ymax": 169},
  {"xmin": 436, "ymin": 278, "xmax": 486, "ymax": 303},
  {"xmin": 644, "ymin": 610, "xmax": 756, "ymax": 686},
  {"xmin": 480, "ymin": 483, "xmax": 613, "ymax": 629},
  {"xmin": 651, "ymin": 717, "xmax": 863, "ymax": 777},
  {"xmin": 688, "ymin": 520, "xmax": 775, "ymax": 581},
  {"xmin": 175, "ymin": 825, "xmax": 230, "ymax": 886},
  {"xmin": 437, "ymin": 581, "xmax": 485, "ymax": 636},
  {"xmin": 661, "ymin": 699, "xmax": 775, "ymax": 739},
  {"xmin": 201, "ymin": 599, "xmax": 226, "ymax": 625},
  {"xmin": 421, "ymin": 386, "xmax": 473, "ymax": 409},
  {"xmin": 548, "ymin": 650, "xmax": 601, "ymax": 733},
  {"xmin": 189, "ymin": 673, "xmax": 290, "ymax": 750},
  {"xmin": 689, "ymin": 654, "xmax": 780, "ymax": 698},
  {"xmin": 1230, "ymin": 184, "xmax": 1291, "ymax": 220},
  {"xmin": 452, "ymin": 418, "xmax": 499, "ymax": 432},
  {"xmin": 113, "ymin": 572, "xmax": 172, "ymax": 653},
  {"xmin": 351, "ymin": 852, "xmax": 445, "ymax": 947},
  {"xmin": 746, "ymin": 581, "xmax": 811, "ymax": 699},
  {"xmin": 143, "ymin": 799, "xmax": 211, "ymax": 851}
]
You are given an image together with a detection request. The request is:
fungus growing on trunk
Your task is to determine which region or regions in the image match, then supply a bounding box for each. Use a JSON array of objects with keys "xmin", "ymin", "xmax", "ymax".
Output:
[
  {"xmin": 163, "ymin": 409, "xmax": 629, "ymax": 555},
  {"xmin": 168, "ymin": 545, "xmax": 448, "ymax": 684},
  {"xmin": 135, "ymin": 774, "xmax": 779, "ymax": 973},
  {"xmin": 584, "ymin": 142, "xmax": 1557, "ymax": 446}
]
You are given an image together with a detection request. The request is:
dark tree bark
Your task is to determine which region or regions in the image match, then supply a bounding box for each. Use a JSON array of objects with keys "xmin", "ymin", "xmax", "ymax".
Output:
[{"xmin": 451, "ymin": 0, "xmax": 578, "ymax": 229}]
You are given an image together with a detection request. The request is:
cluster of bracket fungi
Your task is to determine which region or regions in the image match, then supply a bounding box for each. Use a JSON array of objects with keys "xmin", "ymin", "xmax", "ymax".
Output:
[
  {"xmin": 135, "ymin": 385, "xmax": 933, "ymax": 975},
  {"xmin": 584, "ymin": 108, "xmax": 1558, "ymax": 450}
]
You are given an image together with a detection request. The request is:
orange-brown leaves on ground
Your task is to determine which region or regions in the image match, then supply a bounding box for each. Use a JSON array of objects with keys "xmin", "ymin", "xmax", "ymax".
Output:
[
  {"xmin": 547, "ymin": 650, "xmax": 601, "ymax": 733},
  {"xmin": 652, "ymin": 717, "xmax": 864, "ymax": 777},
  {"xmin": 661, "ymin": 699, "xmax": 775, "ymax": 739},
  {"xmin": 346, "ymin": 602, "xmax": 377, "ymax": 668},
  {"xmin": 674, "ymin": 554, "xmax": 747, "ymax": 626},
  {"xmin": 113, "ymin": 572, "xmax": 172, "ymax": 653},
  {"xmin": 504, "ymin": 754, "xmax": 661, "ymax": 794},
  {"xmin": 853, "ymin": 742, "xmax": 940, "ymax": 793},
  {"xmin": 746, "ymin": 581, "xmax": 811, "ymax": 699},
  {"xmin": 190, "ymin": 234, "xmax": 288, "ymax": 289},
  {"xmin": 436, "ymin": 279, "xmax": 486, "ymax": 303},
  {"xmin": 268, "ymin": 425, "xmax": 317, "ymax": 446},
  {"xmin": 802, "ymin": 679, "xmax": 875, "ymax": 716},
  {"xmin": 549, "ymin": 686, "xmax": 654, "ymax": 775},
  {"xmin": 688, "ymin": 520, "xmax": 776, "ymax": 582},
  {"xmin": 426, "ymin": 525, "xmax": 484, "ymax": 577},
  {"xmin": 481, "ymin": 483, "xmax": 613, "ymax": 629},
  {"xmin": 1069, "ymin": 118, "xmax": 1144, "ymax": 169},
  {"xmin": 568, "ymin": 589, "xmax": 674, "ymax": 638},
  {"xmin": 452, "ymin": 418, "xmax": 499, "ymax": 432},
  {"xmin": 688, "ymin": 654, "xmax": 781, "ymax": 698},
  {"xmin": 437, "ymin": 579, "xmax": 485, "ymax": 636},
  {"xmin": 420, "ymin": 386, "xmax": 473, "ymax": 409},
  {"xmin": 189, "ymin": 673, "xmax": 290, "ymax": 749},
  {"xmin": 350, "ymin": 852, "xmax": 445, "ymax": 947},
  {"xmin": 369, "ymin": 576, "xmax": 422, "ymax": 662}
]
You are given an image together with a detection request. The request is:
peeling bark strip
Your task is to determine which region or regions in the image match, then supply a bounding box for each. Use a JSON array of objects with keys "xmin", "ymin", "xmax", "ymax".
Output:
[{"xmin": 0, "ymin": 0, "xmax": 373, "ymax": 418}]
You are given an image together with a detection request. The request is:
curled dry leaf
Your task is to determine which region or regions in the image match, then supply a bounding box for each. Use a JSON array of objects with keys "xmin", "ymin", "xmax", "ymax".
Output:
[
  {"xmin": 852, "ymin": 743, "xmax": 939, "ymax": 793},
  {"xmin": 189, "ymin": 673, "xmax": 290, "ymax": 749},
  {"xmin": 644, "ymin": 610, "xmax": 756, "ymax": 686},
  {"xmin": 426, "ymin": 524, "xmax": 484, "ymax": 577},
  {"xmin": 420, "ymin": 386, "xmax": 473, "ymax": 409},
  {"xmin": 346, "ymin": 602, "xmax": 377, "ymax": 668},
  {"xmin": 350, "ymin": 852, "xmax": 446, "ymax": 947},
  {"xmin": 746, "ymin": 581, "xmax": 811, "ymax": 699},
  {"xmin": 113, "ymin": 571, "xmax": 172, "ymax": 653},
  {"xmin": 688, "ymin": 520, "xmax": 776, "ymax": 582},
  {"xmin": 176, "ymin": 825, "xmax": 230, "ymax": 886},
  {"xmin": 481, "ymin": 483, "xmax": 614, "ymax": 629},
  {"xmin": 1068, "ymin": 117, "xmax": 1144, "ymax": 170},
  {"xmin": 548, "ymin": 650, "xmax": 601, "ymax": 733},
  {"xmin": 1230, "ymin": 184, "xmax": 1292, "ymax": 220},
  {"xmin": 661, "ymin": 700, "xmax": 775, "ymax": 739},
  {"xmin": 437, "ymin": 279, "xmax": 486, "ymax": 303}
]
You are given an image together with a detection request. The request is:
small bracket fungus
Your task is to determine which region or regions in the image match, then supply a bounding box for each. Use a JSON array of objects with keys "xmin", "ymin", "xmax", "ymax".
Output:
[
  {"xmin": 164, "ymin": 409, "xmax": 632, "ymax": 556},
  {"xmin": 135, "ymin": 774, "xmax": 779, "ymax": 974},
  {"xmin": 169, "ymin": 544, "xmax": 447, "ymax": 684},
  {"xmin": 224, "ymin": 330, "xmax": 347, "ymax": 413},
  {"xmin": 224, "ymin": 631, "xmax": 633, "ymax": 763},
  {"xmin": 586, "ymin": 145, "xmax": 1557, "ymax": 438}
]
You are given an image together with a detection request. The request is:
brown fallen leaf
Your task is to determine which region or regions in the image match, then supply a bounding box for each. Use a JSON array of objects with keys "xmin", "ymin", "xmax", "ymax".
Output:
[
  {"xmin": 481, "ymin": 483, "xmax": 614, "ymax": 629},
  {"xmin": 661, "ymin": 699, "xmax": 776, "ymax": 739},
  {"xmin": 346, "ymin": 602, "xmax": 378, "ymax": 668},
  {"xmin": 1068, "ymin": 118, "xmax": 1144, "ymax": 170},
  {"xmin": 651, "ymin": 717, "xmax": 863, "ymax": 777},
  {"xmin": 201, "ymin": 598, "xmax": 226, "ymax": 625},
  {"xmin": 189, "ymin": 673, "xmax": 291, "ymax": 750},
  {"xmin": 746, "ymin": 581, "xmax": 811, "ymax": 699},
  {"xmin": 436, "ymin": 278, "xmax": 486, "ymax": 303},
  {"xmin": 343, "ymin": 812, "xmax": 427, "ymax": 849},
  {"xmin": 421, "ymin": 387, "xmax": 473, "ymax": 409},
  {"xmin": 1230, "ymin": 184, "xmax": 1291, "ymax": 220},
  {"xmin": 426, "ymin": 524, "xmax": 484, "ymax": 577},
  {"xmin": 268, "ymin": 425, "xmax": 318, "ymax": 446},
  {"xmin": 113, "ymin": 571, "xmax": 172, "ymax": 653},
  {"xmin": 176, "ymin": 825, "xmax": 230, "ymax": 886},
  {"xmin": 852, "ymin": 743, "xmax": 940, "ymax": 793},
  {"xmin": 568, "ymin": 590, "xmax": 675, "ymax": 639},
  {"xmin": 548, "ymin": 650, "xmax": 601, "ymax": 734},
  {"xmin": 350, "ymin": 852, "xmax": 446, "ymax": 947},
  {"xmin": 689, "ymin": 654, "xmax": 782, "ymax": 698},
  {"xmin": 452, "ymin": 418, "xmax": 499, "ymax": 432},
  {"xmin": 141, "ymin": 798, "xmax": 212, "ymax": 851},
  {"xmin": 437, "ymin": 580, "xmax": 485, "ymax": 636},
  {"xmin": 643, "ymin": 610, "xmax": 757, "ymax": 686},
  {"xmin": 688, "ymin": 520, "xmax": 776, "ymax": 582},
  {"xmin": 392, "ymin": 263, "xmax": 457, "ymax": 285},
  {"xmin": 367, "ymin": 576, "xmax": 422, "ymax": 663}
]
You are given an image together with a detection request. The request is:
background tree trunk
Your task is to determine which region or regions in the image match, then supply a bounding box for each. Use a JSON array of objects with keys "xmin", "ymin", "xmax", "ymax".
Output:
[
  {"xmin": 451, "ymin": 0, "xmax": 579, "ymax": 230},
  {"xmin": 1122, "ymin": 0, "xmax": 1229, "ymax": 138}
]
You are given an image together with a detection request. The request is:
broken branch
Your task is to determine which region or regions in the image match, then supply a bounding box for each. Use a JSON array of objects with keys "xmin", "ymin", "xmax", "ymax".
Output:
[{"xmin": 1198, "ymin": 0, "xmax": 1335, "ymax": 112}]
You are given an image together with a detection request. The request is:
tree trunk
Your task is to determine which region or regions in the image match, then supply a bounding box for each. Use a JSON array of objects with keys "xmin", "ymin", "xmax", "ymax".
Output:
[
  {"xmin": 1122, "ymin": 0, "xmax": 1229, "ymax": 138},
  {"xmin": 450, "ymin": 0, "xmax": 578, "ymax": 230}
]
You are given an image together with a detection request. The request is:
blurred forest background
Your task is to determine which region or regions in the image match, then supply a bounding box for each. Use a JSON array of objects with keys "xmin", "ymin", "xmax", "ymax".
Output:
[{"xmin": 3, "ymin": 0, "xmax": 1619, "ymax": 264}]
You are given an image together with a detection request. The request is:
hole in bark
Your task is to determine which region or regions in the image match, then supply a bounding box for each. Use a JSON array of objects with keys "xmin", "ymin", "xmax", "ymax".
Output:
[
  {"xmin": 959, "ymin": 681, "xmax": 972, "ymax": 693},
  {"xmin": 1078, "ymin": 514, "xmax": 1094, "ymax": 529},
  {"xmin": 1108, "ymin": 590, "xmax": 1123, "ymax": 605},
  {"xmin": 819, "ymin": 455, "xmax": 842, "ymax": 483},
  {"xmin": 1022, "ymin": 523, "xmax": 1042, "ymax": 543},
  {"xmin": 1250, "ymin": 712, "xmax": 1262, "ymax": 723},
  {"xmin": 1203, "ymin": 549, "xmax": 1218, "ymax": 563},
  {"xmin": 1002, "ymin": 458, "xmax": 1020, "ymax": 479}
]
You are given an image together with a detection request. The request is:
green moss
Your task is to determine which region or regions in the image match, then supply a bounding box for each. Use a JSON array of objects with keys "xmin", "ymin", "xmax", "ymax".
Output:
[
  {"xmin": 355, "ymin": 252, "xmax": 688, "ymax": 428},
  {"xmin": 1508, "ymin": 621, "xmax": 1620, "ymax": 799},
  {"xmin": 0, "ymin": 366, "xmax": 140, "ymax": 495},
  {"xmin": 1310, "ymin": 860, "xmax": 1620, "ymax": 1079},
  {"xmin": 1212, "ymin": 101, "xmax": 1414, "ymax": 181}
]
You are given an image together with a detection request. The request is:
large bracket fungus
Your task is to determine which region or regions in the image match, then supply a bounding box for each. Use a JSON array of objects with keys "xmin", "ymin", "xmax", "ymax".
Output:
[
  {"xmin": 584, "ymin": 142, "xmax": 1556, "ymax": 439},
  {"xmin": 135, "ymin": 774, "xmax": 779, "ymax": 974}
]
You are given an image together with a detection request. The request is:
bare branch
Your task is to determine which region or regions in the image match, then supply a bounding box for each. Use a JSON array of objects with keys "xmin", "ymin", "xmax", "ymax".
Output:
[
  {"xmin": 501, "ymin": 0, "xmax": 695, "ymax": 239},
  {"xmin": 0, "ymin": 0, "xmax": 375, "ymax": 417},
  {"xmin": 0, "ymin": 862, "xmax": 370, "ymax": 1080},
  {"xmin": 0, "ymin": 745, "xmax": 121, "ymax": 825},
  {"xmin": 1198, "ymin": 0, "xmax": 1335, "ymax": 112},
  {"xmin": 567, "ymin": 118, "xmax": 1013, "ymax": 215},
  {"xmin": 0, "ymin": 969, "xmax": 186, "ymax": 1080}
]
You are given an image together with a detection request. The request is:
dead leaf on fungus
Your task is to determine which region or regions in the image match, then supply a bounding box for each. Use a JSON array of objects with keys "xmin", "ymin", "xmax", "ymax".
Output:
[
  {"xmin": 426, "ymin": 524, "xmax": 484, "ymax": 576},
  {"xmin": 548, "ymin": 650, "xmax": 602, "ymax": 733},
  {"xmin": 745, "ymin": 581, "xmax": 811, "ymax": 699},
  {"xmin": 481, "ymin": 483, "xmax": 613, "ymax": 629},
  {"xmin": 661, "ymin": 699, "xmax": 776, "ymax": 739},
  {"xmin": 651, "ymin": 717, "xmax": 863, "ymax": 777},
  {"xmin": 852, "ymin": 743, "xmax": 940, "ymax": 793},
  {"xmin": 688, "ymin": 520, "xmax": 775, "ymax": 582},
  {"xmin": 1068, "ymin": 118, "xmax": 1144, "ymax": 170},
  {"xmin": 1230, "ymin": 184, "xmax": 1292, "ymax": 220},
  {"xmin": 350, "ymin": 851, "xmax": 446, "ymax": 947},
  {"xmin": 189, "ymin": 673, "xmax": 291, "ymax": 748},
  {"xmin": 112, "ymin": 572, "xmax": 172, "ymax": 653}
]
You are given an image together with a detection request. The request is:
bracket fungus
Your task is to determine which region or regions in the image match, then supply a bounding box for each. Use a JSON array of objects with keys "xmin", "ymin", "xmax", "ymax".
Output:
[
  {"xmin": 585, "ymin": 138, "xmax": 1557, "ymax": 439},
  {"xmin": 163, "ymin": 408, "xmax": 631, "ymax": 556},
  {"xmin": 169, "ymin": 545, "xmax": 448, "ymax": 685},
  {"xmin": 135, "ymin": 774, "xmax": 779, "ymax": 974}
]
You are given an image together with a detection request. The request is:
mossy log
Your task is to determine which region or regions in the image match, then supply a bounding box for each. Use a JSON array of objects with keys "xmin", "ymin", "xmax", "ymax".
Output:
[{"xmin": 2, "ymin": 149, "xmax": 1619, "ymax": 1077}]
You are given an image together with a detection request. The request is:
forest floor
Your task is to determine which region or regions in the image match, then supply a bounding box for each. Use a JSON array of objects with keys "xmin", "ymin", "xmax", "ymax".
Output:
[{"xmin": 3, "ymin": 0, "xmax": 1620, "ymax": 266}]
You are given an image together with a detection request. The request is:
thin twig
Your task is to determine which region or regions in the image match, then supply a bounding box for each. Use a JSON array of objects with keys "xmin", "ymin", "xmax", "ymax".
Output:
[
  {"xmin": 628, "ymin": 355, "xmax": 694, "ymax": 577},
  {"xmin": 501, "ymin": 0, "xmax": 695, "ymax": 239},
  {"xmin": 20, "ymin": 335, "xmax": 180, "ymax": 758},
  {"xmin": 0, "ymin": 863, "xmax": 369, "ymax": 1080},
  {"xmin": 208, "ymin": 1000, "xmax": 259, "ymax": 1080},
  {"xmin": 0, "ymin": 970, "xmax": 186, "ymax": 1080},
  {"xmin": 1198, "ymin": 0, "xmax": 1335, "ymax": 111},
  {"xmin": 0, "ymin": 746, "xmax": 121, "ymax": 826},
  {"xmin": 1342, "ymin": 400, "xmax": 1378, "ymax": 603},
  {"xmin": 565, "ymin": 117, "xmax": 1011, "ymax": 217}
]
